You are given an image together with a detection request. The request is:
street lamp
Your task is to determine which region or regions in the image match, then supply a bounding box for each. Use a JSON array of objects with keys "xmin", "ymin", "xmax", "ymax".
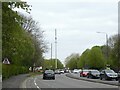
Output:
[{"xmin": 97, "ymin": 32, "xmax": 109, "ymax": 66}]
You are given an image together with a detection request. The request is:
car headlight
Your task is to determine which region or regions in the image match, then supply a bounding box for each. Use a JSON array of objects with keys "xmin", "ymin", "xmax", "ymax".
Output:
[{"xmin": 107, "ymin": 74, "xmax": 112, "ymax": 77}]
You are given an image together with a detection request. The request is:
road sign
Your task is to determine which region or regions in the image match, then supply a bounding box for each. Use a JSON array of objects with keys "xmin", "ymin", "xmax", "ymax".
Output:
[{"xmin": 3, "ymin": 58, "xmax": 10, "ymax": 64}]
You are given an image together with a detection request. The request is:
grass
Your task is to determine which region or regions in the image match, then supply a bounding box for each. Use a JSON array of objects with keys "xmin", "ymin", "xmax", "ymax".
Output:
[{"xmin": 28, "ymin": 71, "xmax": 43, "ymax": 77}]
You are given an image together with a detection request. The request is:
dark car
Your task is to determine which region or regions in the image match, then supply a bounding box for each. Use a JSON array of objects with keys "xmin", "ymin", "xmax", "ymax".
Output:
[
  {"xmin": 80, "ymin": 69, "xmax": 89, "ymax": 77},
  {"xmin": 118, "ymin": 71, "xmax": 120, "ymax": 83},
  {"xmin": 87, "ymin": 70, "xmax": 100, "ymax": 79},
  {"xmin": 100, "ymin": 69, "xmax": 118, "ymax": 81},
  {"xmin": 64, "ymin": 69, "xmax": 69, "ymax": 73},
  {"xmin": 43, "ymin": 70, "xmax": 55, "ymax": 80}
]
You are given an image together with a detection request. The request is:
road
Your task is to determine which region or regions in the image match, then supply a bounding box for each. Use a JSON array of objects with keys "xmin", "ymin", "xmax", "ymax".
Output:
[{"xmin": 21, "ymin": 74, "xmax": 118, "ymax": 89}]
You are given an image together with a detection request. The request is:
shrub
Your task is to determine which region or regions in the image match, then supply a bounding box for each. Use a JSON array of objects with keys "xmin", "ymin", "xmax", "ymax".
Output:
[{"xmin": 2, "ymin": 64, "xmax": 29, "ymax": 80}]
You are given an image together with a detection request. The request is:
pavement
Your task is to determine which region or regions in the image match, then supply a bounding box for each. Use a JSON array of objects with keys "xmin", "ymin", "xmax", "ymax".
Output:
[
  {"xmin": 66, "ymin": 73, "xmax": 120, "ymax": 86},
  {"xmin": 2, "ymin": 74, "xmax": 29, "ymax": 88}
]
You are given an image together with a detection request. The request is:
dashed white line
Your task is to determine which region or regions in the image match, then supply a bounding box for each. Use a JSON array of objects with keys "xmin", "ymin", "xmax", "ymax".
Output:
[
  {"xmin": 37, "ymin": 86, "xmax": 39, "ymax": 89},
  {"xmin": 34, "ymin": 78, "xmax": 40, "ymax": 89}
]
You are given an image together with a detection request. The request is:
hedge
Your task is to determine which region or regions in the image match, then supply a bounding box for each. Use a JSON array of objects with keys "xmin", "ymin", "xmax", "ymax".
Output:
[{"xmin": 2, "ymin": 64, "xmax": 29, "ymax": 80}]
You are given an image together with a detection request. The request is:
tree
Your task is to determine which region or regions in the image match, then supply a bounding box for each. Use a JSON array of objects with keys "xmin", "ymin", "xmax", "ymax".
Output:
[
  {"xmin": 108, "ymin": 34, "xmax": 120, "ymax": 71},
  {"xmin": 18, "ymin": 14, "xmax": 48, "ymax": 68},
  {"xmin": 77, "ymin": 49, "xmax": 90, "ymax": 69},
  {"xmin": 65, "ymin": 53, "xmax": 79, "ymax": 70},
  {"xmin": 43, "ymin": 59, "xmax": 63, "ymax": 70},
  {"xmin": 2, "ymin": 2, "xmax": 34, "ymax": 66},
  {"xmin": 2, "ymin": 2, "xmax": 35, "ymax": 78},
  {"xmin": 100, "ymin": 45, "xmax": 111, "ymax": 65},
  {"xmin": 87, "ymin": 46, "xmax": 106, "ymax": 69}
]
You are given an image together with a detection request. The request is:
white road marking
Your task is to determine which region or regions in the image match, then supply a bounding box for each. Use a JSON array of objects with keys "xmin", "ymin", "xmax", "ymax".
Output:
[
  {"xmin": 34, "ymin": 78, "xmax": 40, "ymax": 89},
  {"xmin": 36, "ymin": 76, "xmax": 55, "ymax": 88}
]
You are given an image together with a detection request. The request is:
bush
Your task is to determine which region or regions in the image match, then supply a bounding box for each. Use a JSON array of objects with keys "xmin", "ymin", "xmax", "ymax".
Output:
[{"xmin": 2, "ymin": 64, "xmax": 29, "ymax": 80}]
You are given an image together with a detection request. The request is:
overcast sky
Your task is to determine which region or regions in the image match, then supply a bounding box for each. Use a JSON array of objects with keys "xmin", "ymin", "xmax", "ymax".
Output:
[{"xmin": 23, "ymin": 0, "xmax": 119, "ymax": 64}]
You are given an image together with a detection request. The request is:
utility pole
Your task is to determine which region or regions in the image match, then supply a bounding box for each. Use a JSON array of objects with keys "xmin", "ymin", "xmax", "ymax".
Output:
[
  {"xmin": 51, "ymin": 43, "xmax": 53, "ymax": 60},
  {"xmin": 55, "ymin": 29, "xmax": 57, "ymax": 69},
  {"xmin": 51, "ymin": 43, "xmax": 52, "ymax": 69}
]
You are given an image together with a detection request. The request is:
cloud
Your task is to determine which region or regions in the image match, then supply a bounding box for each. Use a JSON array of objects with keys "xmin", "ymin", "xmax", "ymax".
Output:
[
  {"xmin": 26, "ymin": 0, "xmax": 119, "ymax": 3},
  {"xmin": 23, "ymin": 0, "xmax": 118, "ymax": 62}
]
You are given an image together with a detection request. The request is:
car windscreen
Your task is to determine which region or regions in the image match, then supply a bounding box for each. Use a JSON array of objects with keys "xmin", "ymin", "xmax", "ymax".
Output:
[
  {"xmin": 105, "ymin": 70, "xmax": 115, "ymax": 73},
  {"xmin": 83, "ymin": 70, "xmax": 89, "ymax": 72},
  {"xmin": 91, "ymin": 70, "xmax": 99, "ymax": 73},
  {"xmin": 45, "ymin": 70, "xmax": 54, "ymax": 74}
]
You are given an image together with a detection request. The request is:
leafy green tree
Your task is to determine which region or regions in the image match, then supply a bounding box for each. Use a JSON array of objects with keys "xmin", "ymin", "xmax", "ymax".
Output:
[
  {"xmin": 100, "ymin": 45, "xmax": 111, "ymax": 63},
  {"xmin": 87, "ymin": 46, "xmax": 106, "ymax": 69},
  {"xmin": 77, "ymin": 49, "xmax": 90, "ymax": 69},
  {"xmin": 2, "ymin": 2, "xmax": 34, "ymax": 66},
  {"xmin": 2, "ymin": 2, "xmax": 47, "ymax": 78},
  {"xmin": 43, "ymin": 59, "xmax": 63, "ymax": 70},
  {"xmin": 2, "ymin": 2, "xmax": 34, "ymax": 79},
  {"xmin": 108, "ymin": 34, "xmax": 120, "ymax": 71},
  {"xmin": 19, "ymin": 15, "xmax": 47, "ymax": 67},
  {"xmin": 65, "ymin": 53, "xmax": 79, "ymax": 70}
]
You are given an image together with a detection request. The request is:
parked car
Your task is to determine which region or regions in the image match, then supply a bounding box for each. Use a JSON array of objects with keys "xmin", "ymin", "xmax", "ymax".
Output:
[
  {"xmin": 60, "ymin": 69, "xmax": 64, "ymax": 74},
  {"xmin": 100, "ymin": 69, "xmax": 118, "ymax": 81},
  {"xmin": 43, "ymin": 70, "xmax": 55, "ymax": 80},
  {"xmin": 87, "ymin": 70, "xmax": 100, "ymax": 79},
  {"xmin": 55, "ymin": 70, "xmax": 61, "ymax": 74},
  {"xmin": 118, "ymin": 71, "xmax": 120, "ymax": 83},
  {"xmin": 64, "ymin": 69, "xmax": 69, "ymax": 73},
  {"xmin": 80, "ymin": 69, "xmax": 89, "ymax": 77},
  {"xmin": 73, "ymin": 69, "xmax": 81, "ymax": 74}
]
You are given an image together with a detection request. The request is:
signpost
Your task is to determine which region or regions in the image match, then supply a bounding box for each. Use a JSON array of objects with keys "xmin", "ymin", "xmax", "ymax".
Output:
[{"xmin": 3, "ymin": 58, "xmax": 10, "ymax": 65}]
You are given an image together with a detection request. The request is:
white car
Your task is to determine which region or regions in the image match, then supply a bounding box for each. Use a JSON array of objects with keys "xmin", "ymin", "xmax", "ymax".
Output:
[
  {"xmin": 60, "ymin": 70, "xmax": 64, "ymax": 74},
  {"xmin": 73, "ymin": 69, "xmax": 81, "ymax": 74}
]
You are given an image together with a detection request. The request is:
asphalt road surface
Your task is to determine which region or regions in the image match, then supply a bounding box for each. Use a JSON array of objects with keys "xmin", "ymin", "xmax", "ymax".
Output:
[{"xmin": 21, "ymin": 74, "xmax": 118, "ymax": 89}]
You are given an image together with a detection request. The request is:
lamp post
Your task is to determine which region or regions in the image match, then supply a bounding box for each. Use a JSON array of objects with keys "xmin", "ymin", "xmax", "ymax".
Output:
[{"xmin": 97, "ymin": 32, "xmax": 109, "ymax": 66}]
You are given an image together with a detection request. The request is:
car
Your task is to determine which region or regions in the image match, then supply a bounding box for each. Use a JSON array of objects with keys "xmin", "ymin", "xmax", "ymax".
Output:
[
  {"xmin": 73, "ymin": 69, "xmax": 81, "ymax": 74},
  {"xmin": 118, "ymin": 71, "xmax": 120, "ymax": 83},
  {"xmin": 100, "ymin": 69, "xmax": 118, "ymax": 81},
  {"xmin": 60, "ymin": 69, "xmax": 64, "ymax": 74},
  {"xmin": 87, "ymin": 70, "xmax": 100, "ymax": 79},
  {"xmin": 80, "ymin": 69, "xmax": 89, "ymax": 77},
  {"xmin": 55, "ymin": 70, "xmax": 61, "ymax": 74},
  {"xmin": 43, "ymin": 70, "xmax": 55, "ymax": 80},
  {"xmin": 64, "ymin": 69, "xmax": 69, "ymax": 73}
]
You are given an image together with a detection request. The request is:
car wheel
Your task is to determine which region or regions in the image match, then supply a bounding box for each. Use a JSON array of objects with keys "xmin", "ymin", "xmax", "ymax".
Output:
[
  {"xmin": 100, "ymin": 76, "xmax": 102, "ymax": 80},
  {"xmin": 104, "ymin": 76, "xmax": 108, "ymax": 80},
  {"xmin": 87, "ymin": 75, "xmax": 89, "ymax": 78},
  {"xmin": 90, "ymin": 75, "xmax": 92, "ymax": 79},
  {"xmin": 115, "ymin": 78, "xmax": 118, "ymax": 81}
]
